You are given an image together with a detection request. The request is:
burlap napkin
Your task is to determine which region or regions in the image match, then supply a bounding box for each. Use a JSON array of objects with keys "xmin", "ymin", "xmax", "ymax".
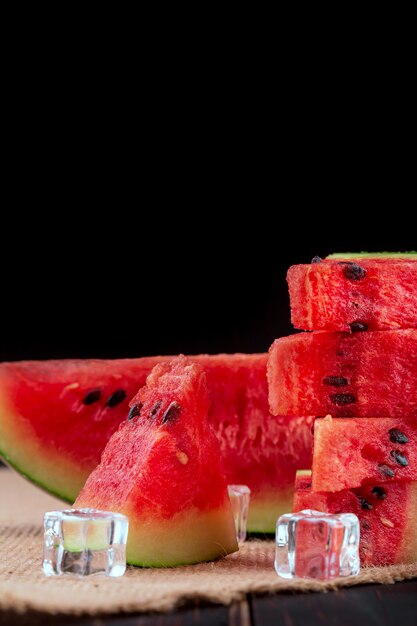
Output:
[{"xmin": 0, "ymin": 470, "xmax": 416, "ymax": 616}]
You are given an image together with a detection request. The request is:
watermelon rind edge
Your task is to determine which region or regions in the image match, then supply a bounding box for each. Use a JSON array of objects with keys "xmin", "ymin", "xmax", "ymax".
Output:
[
  {"xmin": 326, "ymin": 251, "xmax": 417, "ymax": 259},
  {"xmin": 0, "ymin": 447, "xmax": 72, "ymax": 504}
]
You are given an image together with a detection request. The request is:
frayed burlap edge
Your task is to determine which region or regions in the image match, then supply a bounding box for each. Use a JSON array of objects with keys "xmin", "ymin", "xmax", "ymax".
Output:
[
  {"xmin": 1, "ymin": 523, "xmax": 416, "ymax": 616},
  {"xmin": 1, "ymin": 565, "xmax": 417, "ymax": 616}
]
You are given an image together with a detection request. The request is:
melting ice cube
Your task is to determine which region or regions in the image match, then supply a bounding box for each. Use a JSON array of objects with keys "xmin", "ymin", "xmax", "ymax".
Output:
[
  {"xmin": 43, "ymin": 508, "xmax": 128, "ymax": 577},
  {"xmin": 228, "ymin": 484, "xmax": 251, "ymax": 544},
  {"xmin": 275, "ymin": 509, "xmax": 360, "ymax": 580}
]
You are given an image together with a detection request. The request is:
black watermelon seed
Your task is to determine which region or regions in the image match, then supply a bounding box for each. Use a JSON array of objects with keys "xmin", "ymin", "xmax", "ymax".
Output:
[
  {"xmin": 150, "ymin": 400, "xmax": 162, "ymax": 418},
  {"xmin": 350, "ymin": 321, "xmax": 368, "ymax": 332},
  {"xmin": 311, "ymin": 256, "xmax": 322, "ymax": 264},
  {"xmin": 82, "ymin": 389, "xmax": 101, "ymax": 405},
  {"xmin": 106, "ymin": 389, "xmax": 127, "ymax": 408},
  {"xmin": 389, "ymin": 428, "xmax": 409, "ymax": 444},
  {"xmin": 343, "ymin": 263, "xmax": 367, "ymax": 281},
  {"xmin": 323, "ymin": 375, "xmax": 348, "ymax": 387},
  {"xmin": 358, "ymin": 496, "xmax": 373, "ymax": 510},
  {"xmin": 371, "ymin": 486, "xmax": 387, "ymax": 500},
  {"xmin": 330, "ymin": 393, "xmax": 356, "ymax": 405},
  {"xmin": 335, "ymin": 350, "xmax": 347, "ymax": 357},
  {"xmin": 390, "ymin": 450, "xmax": 408, "ymax": 467},
  {"xmin": 378, "ymin": 464, "xmax": 395, "ymax": 478},
  {"xmin": 128, "ymin": 402, "xmax": 143, "ymax": 421},
  {"xmin": 162, "ymin": 401, "xmax": 181, "ymax": 424},
  {"xmin": 361, "ymin": 520, "xmax": 371, "ymax": 530}
]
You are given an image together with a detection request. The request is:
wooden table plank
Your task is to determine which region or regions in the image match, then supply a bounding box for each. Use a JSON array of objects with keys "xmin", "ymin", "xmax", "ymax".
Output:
[
  {"xmin": 250, "ymin": 580, "xmax": 417, "ymax": 626},
  {"xmin": 228, "ymin": 599, "xmax": 252, "ymax": 626},
  {"xmin": 0, "ymin": 603, "xmax": 231, "ymax": 626},
  {"xmin": 1, "ymin": 581, "xmax": 417, "ymax": 626}
]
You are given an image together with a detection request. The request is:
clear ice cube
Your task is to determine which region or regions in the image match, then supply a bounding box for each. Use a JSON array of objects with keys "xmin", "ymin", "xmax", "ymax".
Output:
[
  {"xmin": 275, "ymin": 509, "xmax": 360, "ymax": 580},
  {"xmin": 228, "ymin": 484, "xmax": 251, "ymax": 544},
  {"xmin": 43, "ymin": 508, "xmax": 128, "ymax": 577}
]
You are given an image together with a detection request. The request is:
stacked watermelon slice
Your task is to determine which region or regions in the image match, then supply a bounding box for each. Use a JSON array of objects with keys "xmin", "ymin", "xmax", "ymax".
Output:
[{"xmin": 268, "ymin": 252, "xmax": 417, "ymax": 566}]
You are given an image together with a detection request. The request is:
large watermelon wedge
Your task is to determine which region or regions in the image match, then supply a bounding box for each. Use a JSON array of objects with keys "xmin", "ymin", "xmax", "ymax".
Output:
[
  {"xmin": 293, "ymin": 470, "xmax": 417, "ymax": 566},
  {"xmin": 287, "ymin": 253, "xmax": 417, "ymax": 332},
  {"xmin": 75, "ymin": 356, "xmax": 238, "ymax": 567},
  {"xmin": 268, "ymin": 329, "xmax": 417, "ymax": 417},
  {"xmin": 0, "ymin": 355, "xmax": 313, "ymax": 532},
  {"xmin": 312, "ymin": 415, "xmax": 417, "ymax": 492}
]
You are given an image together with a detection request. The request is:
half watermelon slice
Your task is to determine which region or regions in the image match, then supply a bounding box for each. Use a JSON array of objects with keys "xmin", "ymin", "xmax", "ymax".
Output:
[
  {"xmin": 75, "ymin": 356, "xmax": 238, "ymax": 567},
  {"xmin": 268, "ymin": 329, "xmax": 417, "ymax": 417},
  {"xmin": 0, "ymin": 354, "xmax": 313, "ymax": 532},
  {"xmin": 293, "ymin": 470, "xmax": 417, "ymax": 566}
]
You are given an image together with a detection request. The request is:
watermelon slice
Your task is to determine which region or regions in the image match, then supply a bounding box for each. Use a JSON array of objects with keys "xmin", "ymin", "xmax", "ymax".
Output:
[
  {"xmin": 287, "ymin": 253, "xmax": 417, "ymax": 332},
  {"xmin": 293, "ymin": 470, "xmax": 417, "ymax": 566},
  {"xmin": 0, "ymin": 355, "xmax": 313, "ymax": 532},
  {"xmin": 312, "ymin": 415, "xmax": 417, "ymax": 492},
  {"xmin": 75, "ymin": 356, "xmax": 238, "ymax": 567},
  {"xmin": 268, "ymin": 329, "xmax": 417, "ymax": 417}
]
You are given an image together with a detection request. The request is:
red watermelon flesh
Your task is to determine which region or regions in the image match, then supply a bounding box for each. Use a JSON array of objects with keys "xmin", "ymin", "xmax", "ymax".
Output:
[
  {"xmin": 75, "ymin": 356, "xmax": 238, "ymax": 566},
  {"xmin": 293, "ymin": 470, "xmax": 417, "ymax": 566},
  {"xmin": 198, "ymin": 355, "xmax": 314, "ymax": 531},
  {"xmin": 287, "ymin": 254, "xmax": 417, "ymax": 332},
  {"xmin": 0, "ymin": 354, "xmax": 313, "ymax": 532},
  {"xmin": 268, "ymin": 329, "xmax": 417, "ymax": 417},
  {"xmin": 312, "ymin": 415, "xmax": 417, "ymax": 492}
]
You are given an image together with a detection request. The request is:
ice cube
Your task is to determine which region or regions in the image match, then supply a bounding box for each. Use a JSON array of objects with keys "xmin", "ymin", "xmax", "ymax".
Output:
[
  {"xmin": 43, "ymin": 508, "xmax": 128, "ymax": 577},
  {"xmin": 228, "ymin": 484, "xmax": 251, "ymax": 544},
  {"xmin": 275, "ymin": 509, "xmax": 360, "ymax": 580}
]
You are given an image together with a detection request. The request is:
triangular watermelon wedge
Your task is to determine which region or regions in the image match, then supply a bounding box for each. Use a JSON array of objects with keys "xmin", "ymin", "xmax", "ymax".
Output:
[{"xmin": 75, "ymin": 356, "xmax": 238, "ymax": 567}]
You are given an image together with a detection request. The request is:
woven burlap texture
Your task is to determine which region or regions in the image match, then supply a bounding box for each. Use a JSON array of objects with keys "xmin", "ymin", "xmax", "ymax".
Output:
[{"xmin": 0, "ymin": 471, "xmax": 416, "ymax": 616}]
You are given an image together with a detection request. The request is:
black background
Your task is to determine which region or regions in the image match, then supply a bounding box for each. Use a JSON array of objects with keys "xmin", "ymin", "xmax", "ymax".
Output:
[
  {"xmin": 1, "ymin": 218, "xmax": 414, "ymax": 362},
  {"xmin": 2, "ymin": 34, "xmax": 415, "ymax": 363}
]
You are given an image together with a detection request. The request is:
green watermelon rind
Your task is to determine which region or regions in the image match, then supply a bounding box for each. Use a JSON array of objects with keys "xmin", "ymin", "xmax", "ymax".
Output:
[
  {"xmin": 0, "ymin": 447, "xmax": 71, "ymax": 503},
  {"xmin": 127, "ymin": 553, "xmax": 231, "ymax": 568},
  {"xmin": 0, "ymin": 443, "xmax": 278, "ymax": 532},
  {"xmin": 295, "ymin": 469, "xmax": 311, "ymax": 478},
  {"xmin": 1, "ymin": 444, "xmax": 277, "ymax": 533},
  {"xmin": 326, "ymin": 251, "xmax": 417, "ymax": 259}
]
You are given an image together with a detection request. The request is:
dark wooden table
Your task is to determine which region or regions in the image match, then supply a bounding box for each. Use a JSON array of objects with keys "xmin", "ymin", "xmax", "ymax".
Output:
[
  {"xmin": 0, "ymin": 466, "xmax": 415, "ymax": 625},
  {"xmin": 1, "ymin": 579, "xmax": 416, "ymax": 626}
]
